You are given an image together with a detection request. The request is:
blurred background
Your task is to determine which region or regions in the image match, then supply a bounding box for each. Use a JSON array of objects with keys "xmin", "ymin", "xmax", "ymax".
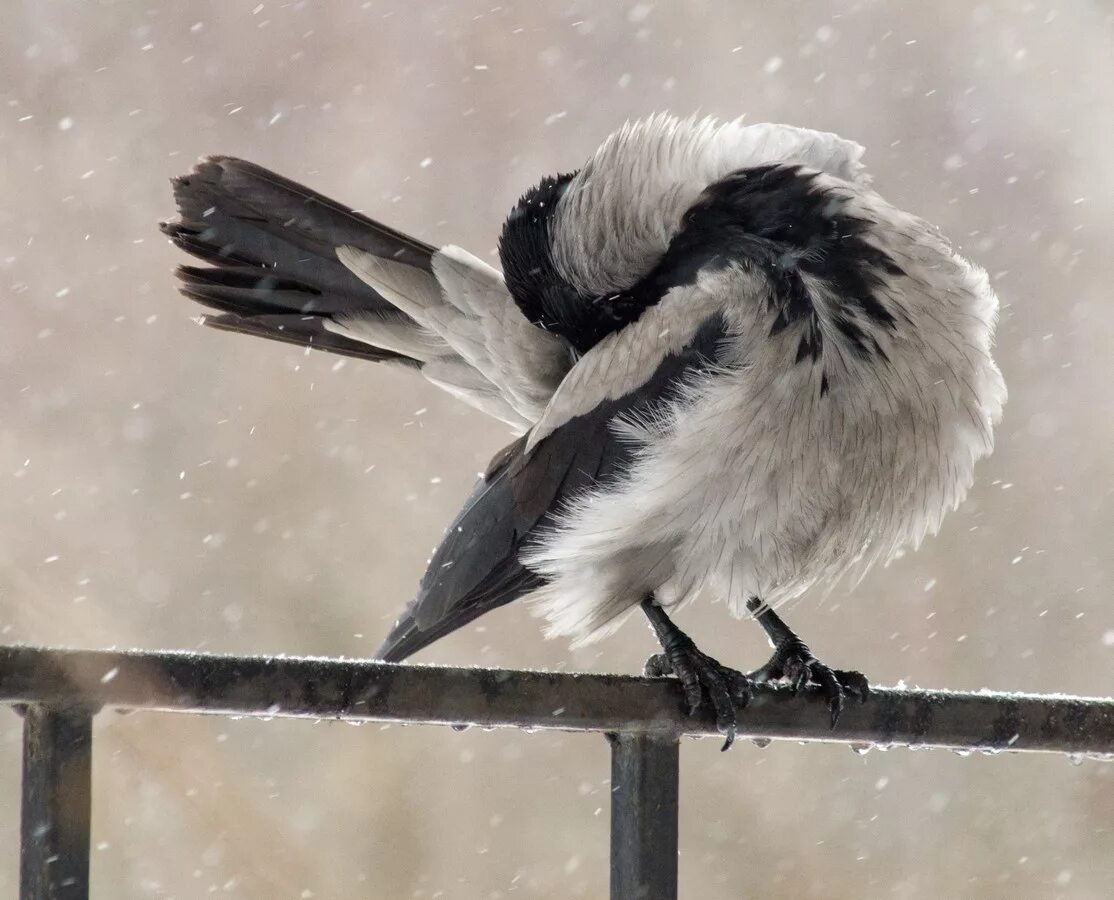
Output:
[{"xmin": 2, "ymin": 1, "xmax": 1112, "ymax": 896}]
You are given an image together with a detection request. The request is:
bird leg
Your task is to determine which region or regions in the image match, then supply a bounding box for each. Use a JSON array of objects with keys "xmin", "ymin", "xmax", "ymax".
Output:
[
  {"xmin": 641, "ymin": 597, "xmax": 752, "ymax": 751},
  {"xmin": 745, "ymin": 597, "xmax": 870, "ymax": 728}
]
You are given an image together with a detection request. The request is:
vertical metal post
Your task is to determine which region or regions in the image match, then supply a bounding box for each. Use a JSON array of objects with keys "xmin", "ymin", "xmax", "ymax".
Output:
[
  {"xmin": 608, "ymin": 732, "xmax": 679, "ymax": 900},
  {"xmin": 20, "ymin": 704, "xmax": 94, "ymax": 900}
]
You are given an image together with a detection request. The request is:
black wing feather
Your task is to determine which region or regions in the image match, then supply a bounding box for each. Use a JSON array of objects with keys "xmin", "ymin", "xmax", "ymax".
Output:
[{"xmin": 376, "ymin": 314, "xmax": 728, "ymax": 661}]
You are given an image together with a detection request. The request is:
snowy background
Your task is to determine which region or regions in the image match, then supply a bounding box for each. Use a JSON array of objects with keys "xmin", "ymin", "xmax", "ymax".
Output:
[{"xmin": 2, "ymin": 1, "xmax": 1113, "ymax": 896}]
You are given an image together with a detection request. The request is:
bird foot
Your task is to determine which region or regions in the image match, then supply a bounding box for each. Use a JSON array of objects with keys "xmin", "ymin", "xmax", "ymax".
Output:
[
  {"xmin": 747, "ymin": 638, "xmax": 869, "ymax": 728},
  {"xmin": 644, "ymin": 642, "xmax": 752, "ymax": 751}
]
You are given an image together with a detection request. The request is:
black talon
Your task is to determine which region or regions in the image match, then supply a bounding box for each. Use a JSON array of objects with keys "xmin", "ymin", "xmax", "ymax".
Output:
[
  {"xmin": 640, "ymin": 598, "xmax": 752, "ymax": 750},
  {"xmin": 642, "ymin": 652, "xmax": 671, "ymax": 679},
  {"xmin": 640, "ymin": 594, "xmax": 867, "ymax": 746},
  {"xmin": 745, "ymin": 597, "xmax": 870, "ymax": 728},
  {"xmin": 834, "ymin": 669, "xmax": 871, "ymax": 704}
]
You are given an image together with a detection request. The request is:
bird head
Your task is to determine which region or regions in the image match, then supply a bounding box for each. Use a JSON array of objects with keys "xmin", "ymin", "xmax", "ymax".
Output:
[{"xmin": 498, "ymin": 114, "xmax": 871, "ymax": 354}]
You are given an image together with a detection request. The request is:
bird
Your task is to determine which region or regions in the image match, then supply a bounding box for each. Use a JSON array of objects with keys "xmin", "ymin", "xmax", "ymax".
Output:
[{"xmin": 161, "ymin": 114, "xmax": 1006, "ymax": 749}]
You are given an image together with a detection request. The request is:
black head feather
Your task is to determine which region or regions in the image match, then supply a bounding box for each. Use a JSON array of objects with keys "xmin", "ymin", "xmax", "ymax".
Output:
[
  {"xmin": 498, "ymin": 173, "xmax": 580, "ymax": 334},
  {"xmin": 499, "ymin": 171, "xmax": 668, "ymax": 354}
]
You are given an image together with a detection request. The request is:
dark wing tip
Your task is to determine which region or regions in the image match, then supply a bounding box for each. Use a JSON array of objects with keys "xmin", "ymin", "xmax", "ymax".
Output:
[{"xmin": 374, "ymin": 614, "xmax": 422, "ymax": 663}]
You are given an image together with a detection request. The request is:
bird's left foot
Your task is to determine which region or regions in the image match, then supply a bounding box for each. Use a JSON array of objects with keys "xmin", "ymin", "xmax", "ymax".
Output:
[
  {"xmin": 747, "ymin": 637, "xmax": 869, "ymax": 728},
  {"xmin": 745, "ymin": 597, "xmax": 869, "ymax": 728}
]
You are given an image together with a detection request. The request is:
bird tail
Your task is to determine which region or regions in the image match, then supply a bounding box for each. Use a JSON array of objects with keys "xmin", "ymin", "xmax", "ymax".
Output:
[{"xmin": 160, "ymin": 155, "xmax": 435, "ymax": 365}]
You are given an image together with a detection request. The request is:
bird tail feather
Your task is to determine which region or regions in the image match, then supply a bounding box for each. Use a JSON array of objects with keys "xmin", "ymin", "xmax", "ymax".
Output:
[{"xmin": 161, "ymin": 155, "xmax": 435, "ymax": 365}]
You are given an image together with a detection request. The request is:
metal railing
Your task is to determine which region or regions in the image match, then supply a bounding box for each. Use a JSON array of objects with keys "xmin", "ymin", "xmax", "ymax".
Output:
[{"xmin": 2, "ymin": 645, "xmax": 1113, "ymax": 899}]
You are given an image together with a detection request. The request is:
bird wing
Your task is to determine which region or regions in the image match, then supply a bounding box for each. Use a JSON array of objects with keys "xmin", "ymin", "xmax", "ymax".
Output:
[
  {"xmin": 334, "ymin": 244, "xmax": 572, "ymax": 427},
  {"xmin": 163, "ymin": 156, "xmax": 572, "ymax": 430},
  {"xmin": 375, "ymin": 283, "xmax": 731, "ymax": 661}
]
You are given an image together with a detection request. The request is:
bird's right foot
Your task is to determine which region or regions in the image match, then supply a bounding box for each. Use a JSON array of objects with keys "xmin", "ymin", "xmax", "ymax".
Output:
[{"xmin": 640, "ymin": 598, "xmax": 751, "ymax": 750}]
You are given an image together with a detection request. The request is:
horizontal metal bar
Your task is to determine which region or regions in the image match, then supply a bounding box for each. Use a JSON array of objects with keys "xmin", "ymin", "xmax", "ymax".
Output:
[
  {"xmin": 20, "ymin": 703, "xmax": 94, "ymax": 900},
  {"xmin": 1, "ymin": 645, "xmax": 1113, "ymax": 755}
]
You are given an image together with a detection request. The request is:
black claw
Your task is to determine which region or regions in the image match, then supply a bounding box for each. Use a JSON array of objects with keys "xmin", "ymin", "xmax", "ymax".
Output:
[
  {"xmin": 834, "ymin": 669, "xmax": 871, "ymax": 704},
  {"xmin": 823, "ymin": 684, "xmax": 844, "ymax": 729},
  {"xmin": 682, "ymin": 676, "xmax": 704, "ymax": 716},
  {"xmin": 806, "ymin": 663, "xmax": 843, "ymax": 729},
  {"xmin": 745, "ymin": 597, "xmax": 870, "ymax": 726},
  {"xmin": 642, "ymin": 645, "xmax": 751, "ymax": 750},
  {"xmin": 700, "ymin": 665, "xmax": 740, "ymax": 751},
  {"xmin": 730, "ymin": 674, "xmax": 753, "ymax": 705},
  {"xmin": 746, "ymin": 639, "xmax": 868, "ymax": 728},
  {"xmin": 640, "ymin": 598, "xmax": 754, "ymax": 750}
]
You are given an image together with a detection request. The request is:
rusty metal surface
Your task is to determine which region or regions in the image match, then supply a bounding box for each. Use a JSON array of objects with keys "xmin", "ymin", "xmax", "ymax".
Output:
[{"xmin": 2, "ymin": 645, "xmax": 1113, "ymax": 755}]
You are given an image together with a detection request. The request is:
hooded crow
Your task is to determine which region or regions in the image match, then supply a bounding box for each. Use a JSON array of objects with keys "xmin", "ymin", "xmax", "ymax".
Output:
[{"xmin": 162, "ymin": 115, "xmax": 1006, "ymax": 748}]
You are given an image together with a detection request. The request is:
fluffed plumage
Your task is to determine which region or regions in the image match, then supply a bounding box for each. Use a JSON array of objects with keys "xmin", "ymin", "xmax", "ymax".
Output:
[{"xmin": 162, "ymin": 115, "xmax": 1005, "ymax": 670}]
